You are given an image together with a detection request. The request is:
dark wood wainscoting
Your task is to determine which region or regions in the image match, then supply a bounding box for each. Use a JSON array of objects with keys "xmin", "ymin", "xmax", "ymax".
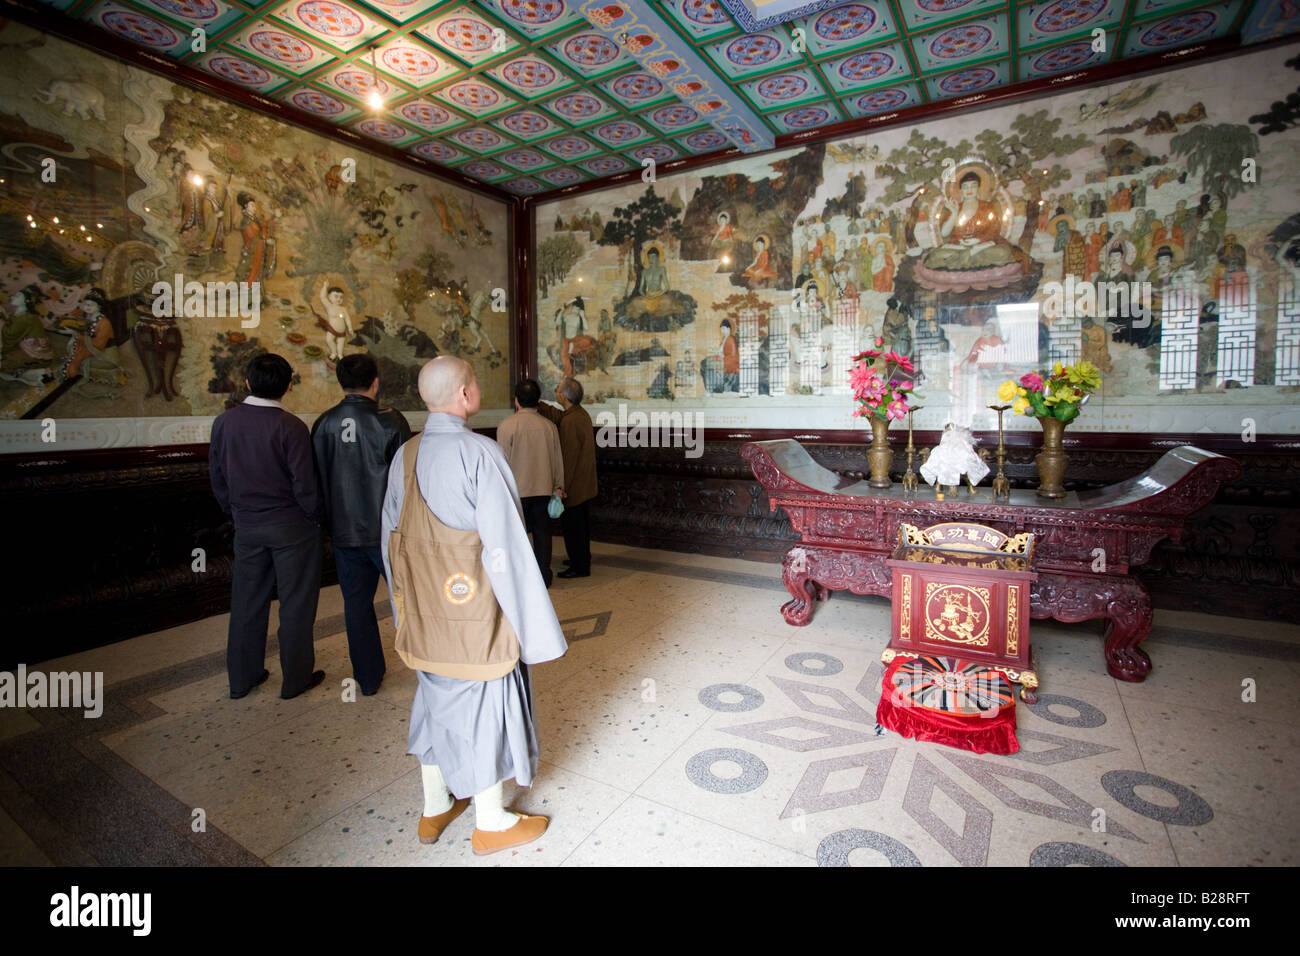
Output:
[
  {"xmin": 2, "ymin": 436, "xmax": 1296, "ymax": 667},
  {"xmin": 0, "ymin": 445, "xmax": 338, "ymax": 669},
  {"xmin": 591, "ymin": 439, "xmax": 1300, "ymax": 627}
]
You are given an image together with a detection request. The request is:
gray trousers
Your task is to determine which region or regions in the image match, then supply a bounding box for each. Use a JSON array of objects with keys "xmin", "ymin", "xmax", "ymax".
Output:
[{"xmin": 228, "ymin": 520, "xmax": 321, "ymax": 696}]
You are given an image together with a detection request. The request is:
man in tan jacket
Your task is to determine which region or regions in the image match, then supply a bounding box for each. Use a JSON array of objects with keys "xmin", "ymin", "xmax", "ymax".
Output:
[
  {"xmin": 539, "ymin": 377, "xmax": 597, "ymax": 578},
  {"xmin": 497, "ymin": 378, "xmax": 564, "ymax": 587}
]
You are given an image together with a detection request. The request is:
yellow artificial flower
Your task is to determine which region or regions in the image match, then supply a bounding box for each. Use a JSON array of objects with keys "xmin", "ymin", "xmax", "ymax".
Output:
[
  {"xmin": 1012, "ymin": 396, "xmax": 1030, "ymax": 415},
  {"xmin": 1017, "ymin": 386, "xmax": 1028, "ymax": 397},
  {"xmin": 997, "ymin": 380, "xmax": 1018, "ymax": 402},
  {"xmin": 1052, "ymin": 361, "xmax": 1064, "ymax": 377},
  {"xmin": 1053, "ymin": 384, "xmax": 1077, "ymax": 404},
  {"xmin": 1070, "ymin": 360, "xmax": 1101, "ymax": 390}
]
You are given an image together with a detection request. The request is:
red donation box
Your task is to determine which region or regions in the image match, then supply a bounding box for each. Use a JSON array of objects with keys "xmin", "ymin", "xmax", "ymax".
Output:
[{"xmin": 884, "ymin": 522, "xmax": 1040, "ymax": 702}]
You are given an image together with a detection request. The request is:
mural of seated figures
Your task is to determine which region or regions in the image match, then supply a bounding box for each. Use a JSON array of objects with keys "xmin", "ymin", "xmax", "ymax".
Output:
[{"xmin": 534, "ymin": 44, "xmax": 1300, "ymax": 438}]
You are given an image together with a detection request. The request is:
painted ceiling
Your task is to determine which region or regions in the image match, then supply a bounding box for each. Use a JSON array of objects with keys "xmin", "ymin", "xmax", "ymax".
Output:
[{"xmin": 33, "ymin": 0, "xmax": 1300, "ymax": 197}]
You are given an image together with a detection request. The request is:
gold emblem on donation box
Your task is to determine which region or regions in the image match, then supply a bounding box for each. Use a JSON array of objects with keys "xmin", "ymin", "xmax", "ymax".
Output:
[
  {"xmin": 923, "ymin": 583, "xmax": 991, "ymax": 646},
  {"xmin": 444, "ymin": 572, "xmax": 477, "ymax": 605}
]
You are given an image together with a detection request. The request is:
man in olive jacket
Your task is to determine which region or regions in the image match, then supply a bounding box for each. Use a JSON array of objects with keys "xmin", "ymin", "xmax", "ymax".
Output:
[
  {"xmin": 311, "ymin": 353, "xmax": 411, "ymax": 695},
  {"xmin": 538, "ymin": 377, "xmax": 597, "ymax": 578}
]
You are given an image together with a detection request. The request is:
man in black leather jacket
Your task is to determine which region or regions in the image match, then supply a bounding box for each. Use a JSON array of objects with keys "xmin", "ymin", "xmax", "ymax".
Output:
[{"xmin": 311, "ymin": 353, "xmax": 412, "ymax": 696}]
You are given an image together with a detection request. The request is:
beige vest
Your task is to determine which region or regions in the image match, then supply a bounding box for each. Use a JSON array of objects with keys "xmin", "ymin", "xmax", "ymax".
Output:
[{"xmin": 388, "ymin": 436, "xmax": 520, "ymax": 680}]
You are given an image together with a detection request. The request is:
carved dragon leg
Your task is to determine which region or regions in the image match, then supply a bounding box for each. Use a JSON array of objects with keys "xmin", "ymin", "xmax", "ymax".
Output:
[
  {"xmin": 1101, "ymin": 577, "xmax": 1154, "ymax": 683},
  {"xmin": 781, "ymin": 547, "xmax": 823, "ymax": 626},
  {"xmin": 1030, "ymin": 572, "xmax": 1154, "ymax": 684}
]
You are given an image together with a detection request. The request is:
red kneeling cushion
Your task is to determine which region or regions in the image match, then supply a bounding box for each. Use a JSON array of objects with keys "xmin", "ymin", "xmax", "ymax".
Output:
[{"xmin": 877, "ymin": 655, "xmax": 1019, "ymax": 755}]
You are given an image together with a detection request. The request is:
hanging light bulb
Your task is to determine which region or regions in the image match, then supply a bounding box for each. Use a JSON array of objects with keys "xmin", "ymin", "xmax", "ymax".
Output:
[{"xmin": 368, "ymin": 45, "xmax": 383, "ymax": 111}]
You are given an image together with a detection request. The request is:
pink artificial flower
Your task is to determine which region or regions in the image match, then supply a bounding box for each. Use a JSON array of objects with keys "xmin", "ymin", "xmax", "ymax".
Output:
[
  {"xmin": 858, "ymin": 375, "xmax": 885, "ymax": 402},
  {"xmin": 848, "ymin": 361, "xmax": 875, "ymax": 393},
  {"xmin": 886, "ymin": 398, "xmax": 909, "ymax": 421},
  {"xmin": 1018, "ymin": 371, "xmax": 1045, "ymax": 392}
]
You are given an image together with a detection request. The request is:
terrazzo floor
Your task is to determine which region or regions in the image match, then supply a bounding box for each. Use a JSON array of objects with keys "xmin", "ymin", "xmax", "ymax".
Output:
[{"xmin": 2, "ymin": 541, "xmax": 1297, "ymax": 867}]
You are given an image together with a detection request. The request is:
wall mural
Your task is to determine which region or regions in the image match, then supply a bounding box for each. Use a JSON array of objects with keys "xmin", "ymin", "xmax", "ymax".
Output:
[
  {"xmin": 535, "ymin": 45, "xmax": 1300, "ymax": 435},
  {"xmin": 0, "ymin": 21, "xmax": 510, "ymax": 438}
]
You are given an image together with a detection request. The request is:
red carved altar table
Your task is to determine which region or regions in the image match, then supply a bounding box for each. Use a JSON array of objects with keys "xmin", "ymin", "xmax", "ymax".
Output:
[{"xmin": 740, "ymin": 440, "xmax": 1242, "ymax": 685}]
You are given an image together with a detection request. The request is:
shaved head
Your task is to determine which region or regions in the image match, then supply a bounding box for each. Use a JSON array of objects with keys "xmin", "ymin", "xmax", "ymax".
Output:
[{"xmin": 418, "ymin": 356, "xmax": 476, "ymax": 412}]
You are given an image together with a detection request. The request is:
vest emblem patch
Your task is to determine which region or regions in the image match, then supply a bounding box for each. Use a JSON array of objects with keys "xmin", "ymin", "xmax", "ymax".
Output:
[{"xmin": 444, "ymin": 572, "xmax": 477, "ymax": 605}]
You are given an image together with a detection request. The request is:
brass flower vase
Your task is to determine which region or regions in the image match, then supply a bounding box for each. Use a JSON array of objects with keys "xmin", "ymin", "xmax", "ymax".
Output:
[
  {"xmin": 867, "ymin": 415, "xmax": 893, "ymax": 489},
  {"xmin": 1035, "ymin": 415, "xmax": 1069, "ymax": 499}
]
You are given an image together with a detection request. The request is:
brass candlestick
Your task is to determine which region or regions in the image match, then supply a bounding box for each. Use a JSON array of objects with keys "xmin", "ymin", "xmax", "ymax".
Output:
[
  {"xmin": 988, "ymin": 403, "xmax": 1011, "ymax": 500},
  {"xmin": 901, "ymin": 405, "xmax": 923, "ymax": 492}
]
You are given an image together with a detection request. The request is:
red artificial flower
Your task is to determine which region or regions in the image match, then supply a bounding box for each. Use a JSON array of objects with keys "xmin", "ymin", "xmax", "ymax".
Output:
[{"xmin": 1018, "ymin": 371, "xmax": 1045, "ymax": 392}]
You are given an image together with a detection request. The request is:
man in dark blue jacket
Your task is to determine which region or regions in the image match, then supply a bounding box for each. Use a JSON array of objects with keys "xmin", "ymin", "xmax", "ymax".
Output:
[
  {"xmin": 311, "ymin": 353, "xmax": 411, "ymax": 696},
  {"xmin": 210, "ymin": 353, "xmax": 325, "ymax": 700}
]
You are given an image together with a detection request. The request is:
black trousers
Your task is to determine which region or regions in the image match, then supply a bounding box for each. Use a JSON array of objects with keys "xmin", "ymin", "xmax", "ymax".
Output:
[
  {"xmin": 561, "ymin": 499, "xmax": 591, "ymax": 574},
  {"xmin": 333, "ymin": 545, "xmax": 387, "ymax": 693},
  {"xmin": 228, "ymin": 520, "xmax": 321, "ymax": 697},
  {"xmin": 521, "ymin": 495, "xmax": 553, "ymax": 586}
]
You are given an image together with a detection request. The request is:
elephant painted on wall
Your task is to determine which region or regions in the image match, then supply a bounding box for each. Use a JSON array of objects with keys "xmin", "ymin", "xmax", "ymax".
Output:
[{"xmin": 33, "ymin": 80, "xmax": 106, "ymax": 122}]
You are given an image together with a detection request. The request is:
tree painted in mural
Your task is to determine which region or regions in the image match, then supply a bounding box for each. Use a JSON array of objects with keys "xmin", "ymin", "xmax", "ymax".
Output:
[
  {"xmin": 598, "ymin": 186, "xmax": 680, "ymax": 283},
  {"xmin": 1168, "ymin": 124, "xmax": 1260, "ymax": 203},
  {"xmin": 1249, "ymin": 55, "xmax": 1300, "ymax": 135},
  {"xmin": 537, "ymin": 233, "xmax": 584, "ymax": 299},
  {"xmin": 598, "ymin": 186, "xmax": 696, "ymax": 332}
]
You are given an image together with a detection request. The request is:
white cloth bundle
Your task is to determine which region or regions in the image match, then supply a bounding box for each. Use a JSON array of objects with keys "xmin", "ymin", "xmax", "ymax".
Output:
[{"xmin": 920, "ymin": 424, "xmax": 990, "ymax": 487}]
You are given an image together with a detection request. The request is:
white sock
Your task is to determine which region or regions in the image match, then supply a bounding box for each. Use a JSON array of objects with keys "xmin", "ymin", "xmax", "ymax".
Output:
[
  {"xmin": 473, "ymin": 780, "xmax": 520, "ymax": 832},
  {"xmin": 421, "ymin": 764, "xmax": 453, "ymax": 817}
]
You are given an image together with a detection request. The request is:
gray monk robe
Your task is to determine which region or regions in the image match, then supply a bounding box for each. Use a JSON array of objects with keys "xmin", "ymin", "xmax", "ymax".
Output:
[{"xmin": 381, "ymin": 412, "xmax": 567, "ymax": 798}]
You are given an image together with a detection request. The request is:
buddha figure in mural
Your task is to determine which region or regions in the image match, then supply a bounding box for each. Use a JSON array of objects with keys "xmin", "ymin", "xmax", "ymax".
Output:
[
  {"xmin": 914, "ymin": 165, "xmax": 1032, "ymax": 294},
  {"xmin": 639, "ymin": 245, "xmax": 669, "ymax": 299},
  {"xmin": 711, "ymin": 211, "xmax": 737, "ymax": 273},
  {"xmin": 743, "ymin": 234, "xmax": 777, "ymax": 288},
  {"xmin": 619, "ymin": 242, "xmax": 697, "ymax": 333}
]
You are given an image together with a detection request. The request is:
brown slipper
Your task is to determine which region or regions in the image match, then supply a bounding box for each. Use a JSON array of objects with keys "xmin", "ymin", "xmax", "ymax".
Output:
[
  {"xmin": 471, "ymin": 814, "xmax": 549, "ymax": 856},
  {"xmin": 418, "ymin": 797, "xmax": 471, "ymax": 845}
]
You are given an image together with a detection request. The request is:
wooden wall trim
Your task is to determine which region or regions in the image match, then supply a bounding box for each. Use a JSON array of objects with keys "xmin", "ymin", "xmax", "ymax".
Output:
[
  {"xmin": 2, "ymin": 430, "xmax": 1296, "ymax": 474},
  {"xmin": 513, "ymin": 199, "xmax": 535, "ymax": 381}
]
